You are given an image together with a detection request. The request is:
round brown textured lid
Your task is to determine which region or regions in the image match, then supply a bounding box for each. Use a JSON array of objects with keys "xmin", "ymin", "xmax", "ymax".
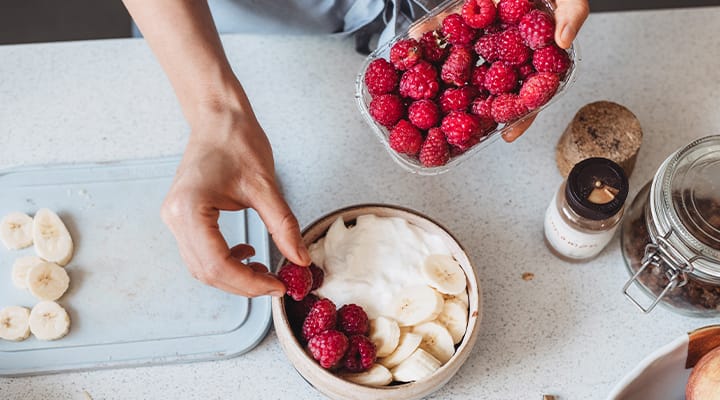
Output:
[{"xmin": 568, "ymin": 101, "xmax": 643, "ymax": 159}]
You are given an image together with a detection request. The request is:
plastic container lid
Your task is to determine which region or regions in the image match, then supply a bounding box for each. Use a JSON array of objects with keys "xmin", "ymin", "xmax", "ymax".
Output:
[{"xmin": 565, "ymin": 157, "xmax": 629, "ymax": 220}]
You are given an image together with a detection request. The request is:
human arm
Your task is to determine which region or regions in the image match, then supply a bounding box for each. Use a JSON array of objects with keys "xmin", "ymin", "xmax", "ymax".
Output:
[{"xmin": 122, "ymin": 0, "xmax": 311, "ymax": 297}]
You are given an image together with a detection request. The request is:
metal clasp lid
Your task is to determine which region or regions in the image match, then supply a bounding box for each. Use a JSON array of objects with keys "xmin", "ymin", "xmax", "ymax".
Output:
[{"xmin": 622, "ymin": 228, "xmax": 695, "ymax": 313}]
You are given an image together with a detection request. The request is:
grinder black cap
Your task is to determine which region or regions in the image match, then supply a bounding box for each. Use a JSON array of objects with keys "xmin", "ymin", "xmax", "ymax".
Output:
[{"xmin": 565, "ymin": 157, "xmax": 629, "ymax": 220}]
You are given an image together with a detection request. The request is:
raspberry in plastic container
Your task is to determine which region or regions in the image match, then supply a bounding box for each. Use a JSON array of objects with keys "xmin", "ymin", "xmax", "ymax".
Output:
[{"xmin": 355, "ymin": 0, "xmax": 579, "ymax": 175}]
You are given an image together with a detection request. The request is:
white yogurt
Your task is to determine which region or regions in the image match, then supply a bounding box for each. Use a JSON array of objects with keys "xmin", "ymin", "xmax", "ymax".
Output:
[{"xmin": 310, "ymin": 214, "xmax": 452, "ymax": 319}]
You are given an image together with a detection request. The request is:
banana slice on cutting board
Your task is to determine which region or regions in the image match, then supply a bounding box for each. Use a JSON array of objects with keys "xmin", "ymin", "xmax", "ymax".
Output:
[
  {"xmin": 421, "ymin": 254, "xmax": 467, "ymax": 295},
  {"xmin": 413, "ymin": 321, "xmax": 455, "ymax": 364},
  {"xmin": 33, "ymin": 208, "xmax": 74, "ymax": 266},
  {"xmin": 340, "ymin": 364, "xmax": 393, "ymax": 386},
  {"xmin": 390, "ymin": 348, "xmax": 441, "ymax": 383},
  {"xmin": 436, "ymin": 298, "xmax": 469, "ymax": 345},
  {"xmin": 391, "ymin": 285, "xmax": 444, "ymax": 327},
  {"xmin": 11, "ymin": 256, "xmax": 46, "ymax": 289},
  {"xmin": 369, "ymin": 316, "xmax": 401, "ymax": 358},
  {"xmin": 379, "ymin": 332, "xmax": 423, "ymax": 368},
  {"xmin": 26, "ymin": 262, "xmax": 70, "ymax": 301},
  {"xmin": 29, "ymin": 301, "xmax": 71, "ymax": 341},
  {"xmin": 0, "ymin": 306, "xmax": 31, "ymax": 341},
  {"xmin": 0, "ymin": 212, "xmax": 34, "ymax": 250}
]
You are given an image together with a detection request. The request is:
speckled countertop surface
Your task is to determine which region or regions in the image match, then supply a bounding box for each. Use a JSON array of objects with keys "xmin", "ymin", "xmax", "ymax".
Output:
[{"xmin": 2, "ymin": 6, "xmax": 720, "ymax": 400}]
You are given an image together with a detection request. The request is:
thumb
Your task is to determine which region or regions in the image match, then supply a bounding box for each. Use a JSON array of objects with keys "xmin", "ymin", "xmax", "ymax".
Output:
[
  {"xmin": 252, "ymin": 184, "xmax": 311, "ymax": 267},
  {"xmin": 554, "ymin": 0, "xmax": 589, "ymax": 49}
]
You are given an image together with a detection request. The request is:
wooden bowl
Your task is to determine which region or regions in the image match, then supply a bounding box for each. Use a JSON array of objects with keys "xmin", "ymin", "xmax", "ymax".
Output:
[{"xmin": 271, "ymin": 204, "xmax": 482, "ymax": 400}]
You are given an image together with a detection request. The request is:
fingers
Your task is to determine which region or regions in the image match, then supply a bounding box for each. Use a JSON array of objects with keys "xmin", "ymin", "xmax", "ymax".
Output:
[
  {"xmin": 229, "ymin": 243, "xmax": 255, "ymax": 260},
  {"xmin": 554, "ymin": 0, "xmax": 589, "ymax": 49},
  {"xmin": 502, "ymin": 114, "xmax": 536, "ymax": 143},
  {"xmin": 251, "ymin": 184, "xmax": 311, "ymax": 267},
  {"xmin": 194, "ymin": 224, "xmax": 286, "ymax": 297},
  {"xmin": 163, "ymin": 199, "xmax": 285, "ymax": 297}
]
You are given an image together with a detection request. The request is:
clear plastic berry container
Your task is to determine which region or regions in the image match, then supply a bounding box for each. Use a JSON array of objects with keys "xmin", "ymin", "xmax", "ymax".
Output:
[{"xmin": 355, "ymin": 0, "xmax": 579, "ymax": 175}]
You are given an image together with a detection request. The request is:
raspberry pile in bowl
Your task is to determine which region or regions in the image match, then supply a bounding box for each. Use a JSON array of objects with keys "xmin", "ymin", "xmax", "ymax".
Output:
[{"xmin": 361, "ymin": 0, "xmax": 573, "ymax": 169}]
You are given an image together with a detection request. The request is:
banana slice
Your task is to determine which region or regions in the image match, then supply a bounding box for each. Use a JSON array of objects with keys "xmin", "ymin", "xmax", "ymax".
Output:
[
  {"xmin": 0, "ymin": 212, "xmax": 34, "ymax": 250},
  {"xmin": 0, "ymin": 306, "xmax": 31, "ymax": 341},
  {"xmin": 443, "ymin": 289, "xmax": 469, "ymax": 308},
  {"xmin": 391, "ymin": 285, "xmax": 444, "ymax": 327},
  {"xmin": 33, "ymin": 208, "xmax": 74, "ymax": 266},
  {"xmin": 379, "ymin": 332, "xmax": 422, "ymax": 368},
  {"xmin": 11, "ymin": 256, "xmax": 46, "ymax": 289},
  {"xmin": 29, "ymin": 301, "xmax": 70, "ymax": 340},
  {"xmin": 340, "ymin": 364, "xmax": 393, "ymax": 387},
  {"xmin": 421, "ymin": 254, "xmax": 467, "ymax": 295},
  {"xmin": 413, "ymin": 321, "xmax": 455, "ymax": 364},
  {"xmin": 436, "ymin": 299, "xmax": 468, "ymax": 345},
  {"xmin": 26, "ymin": 262, "xmax": 70, "ymax": 301},
  {"xmin": 390, "ymin": 348, "xmax": 441, "ymax": 383},
  {"xmin": 369, "ymin": 317, "xmax": 401, "ymax": 358}
]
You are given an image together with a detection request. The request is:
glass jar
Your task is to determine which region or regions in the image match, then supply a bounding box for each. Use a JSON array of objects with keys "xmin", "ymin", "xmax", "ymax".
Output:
[{"xmin": 621, "ymin": 135, "xmax": 720, "ymax": 316}]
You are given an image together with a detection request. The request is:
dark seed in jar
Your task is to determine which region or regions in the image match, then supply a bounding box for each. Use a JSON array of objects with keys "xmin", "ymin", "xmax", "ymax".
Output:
[{"xmin": 624, "ymin": 203, "xmax": 720, "ymax": 312}]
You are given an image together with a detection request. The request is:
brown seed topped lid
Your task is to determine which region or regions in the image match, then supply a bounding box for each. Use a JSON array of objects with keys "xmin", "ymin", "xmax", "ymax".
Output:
[{"xmin": 556, "ymin": 101, "xmax": 643, "ymax": 177}]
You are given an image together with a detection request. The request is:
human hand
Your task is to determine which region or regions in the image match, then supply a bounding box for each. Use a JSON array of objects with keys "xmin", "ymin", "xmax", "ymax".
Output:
[
  {"xmin": 161, "ymin": 109, "xmax": 311, "ymax": 297},
  {"xmin": 502, "ymin": 0, "xmax": 589, "ymax": 143}
]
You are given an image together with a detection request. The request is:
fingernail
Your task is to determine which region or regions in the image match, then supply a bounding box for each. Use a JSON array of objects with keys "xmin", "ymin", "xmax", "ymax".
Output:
[
  {"xmin": 560, "ymin": 25, "xmax": 574, "ymax": 48},
  {"xmin": 298, "ymin": 245, "xmax": 311, "ymax": 265},
  {"xmin": 271, "ymin": 290, "xmax": 285, "ymax": 297}
]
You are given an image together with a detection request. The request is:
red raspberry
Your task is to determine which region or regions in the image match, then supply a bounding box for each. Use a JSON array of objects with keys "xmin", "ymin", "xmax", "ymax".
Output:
[
  {"xmin": 519, "ymin": 72, "xmax": 560, "ymax": 109},
  {"xmin": 496, "ymin": 28, "xmax": 531, "ymax": 65},
  {"xmin": 278, "ymin": 262, "xmax": 312, "ymax": 301},
  {"xmin": 470, "ymin": 64, "xmax": 489, "ymax": 91},
  {"xmin": 497, "ymin": 0, "xmax": 533, "ymax": 25},
  {"xmin": 399, "ymin": 61, "xmax": 440, "ymax": 100},
  {"xmin": 491, "ymin": 93, "xmax": 529, "ymax": 123},
  {"xmin": 390, "ymin": 39, "xmax": 423, "ymax": 71},
  {"xmin": 419, "ymin": 128, "xmax": 451, "ymax": 167},
  {"xmin": 364, "ymin": 58, "xmax": 398, "ymax": 96},
  {"xmin": 308, "ymin": 330, "xmax": 348, "ymax": 369},
  {"xmin": 471, "ymin": 94, "xmax": 495, "ymax": 120},
  {"xmin": 440, "ymin": 86, "xmax": 479, "ymax": 113},
  {"xmin": 408, "ymin": 99, "xmax": 440, "ymax": 130},
  {"xmin": 532, "ymin": 45, "xmax": 571, "ymax": 75},
  {"xmin": 342, "ymin": 335, "xmax": 377, "ymax": 373},
  {"xmin": 337, "ymin": 304, "xmax": 369, "ymax": 336},
  {"xmin": 441, "ymin": 111, "xmax": 483, "ymax": 146},
  {"xmin": 302, "ymin": 298, "xmax": 337, "ymax": 341},
  {"xmin": 519, "ymin": 10, "xmax": 555, "ymax": 49},
  {"xmin": 461, "ymin": 0, "xmax": 496, "ymax": 29},
  {"xmin": 420, "ymin": 30, "xmax": 448, "ymax": 63},
  {"xmin": 474, "ymin": 33, "xmax": 499, "ymax": 62},
  {"xmin": 483, "ymin": 62, "xmax": 518, "ymax": 94},
  {"xmin": 441, "ymin": 14, "xmax": 476, "ymax": 46},
  {"xmin": 517, "ymin": 62, "xmax": 535, "ymax": 80},
  {"xmin": 309, "ymin": 264, "xmax": 324, "ymax": 291},
  {"xmin": 441, "ymin": 46, "xmax": 475, "ymax": 86},
  {"xmin": 389, "ymin": 120, "xmax": 423, "ymax": 155},
  {"xmin": 369, "ymin": 94, "xmax": 404, "ymax": 128},
  {"xmin": 285, "ymin": 293, "xmax": 319, "ymax": 336}
]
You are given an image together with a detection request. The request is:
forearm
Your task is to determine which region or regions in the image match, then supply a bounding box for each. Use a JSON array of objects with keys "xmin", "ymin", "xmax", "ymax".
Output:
[{"xmin": 123, "ymin": 0, "xmax": 251, "ymax": 126}]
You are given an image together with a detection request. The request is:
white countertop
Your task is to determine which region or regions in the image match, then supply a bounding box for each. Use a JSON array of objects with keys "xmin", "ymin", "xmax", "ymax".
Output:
[{"xmin": 2, "ymin": 6, "xmax": 720, "ymax": 400}]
